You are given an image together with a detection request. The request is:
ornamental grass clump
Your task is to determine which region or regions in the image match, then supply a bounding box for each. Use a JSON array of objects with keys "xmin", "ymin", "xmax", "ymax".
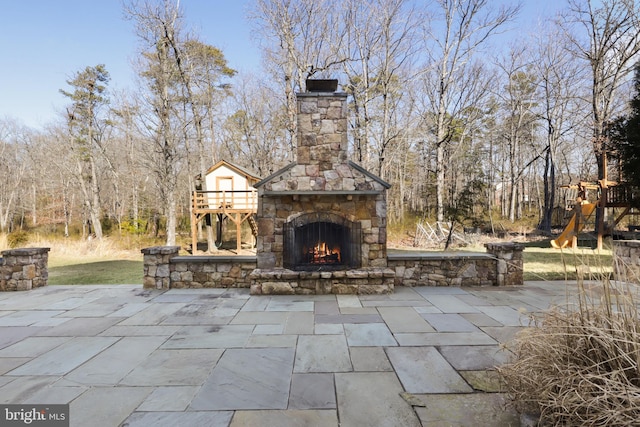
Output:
[{"xmin": 498, "ymin": 276, "xmax": 640, "ymax": 426}]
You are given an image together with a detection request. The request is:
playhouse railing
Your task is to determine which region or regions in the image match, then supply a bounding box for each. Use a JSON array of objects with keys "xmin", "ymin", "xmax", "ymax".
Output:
[{"xmin": 192, "ymin": 190, "xmax": 258, "ymax": 212}]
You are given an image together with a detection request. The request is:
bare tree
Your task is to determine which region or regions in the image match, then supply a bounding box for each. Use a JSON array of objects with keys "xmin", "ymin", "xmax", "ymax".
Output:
[
  {"xmin": 109, "ymin": 91, "xmax": 146, "ymax": 234},
  {"xmin": 0, "ymin": 119, "xmax": 29, "ymax": 232},
  {"xmin": 250, "ymin": 0, "xmax": 349, "ymax": 157},
  {"xmin": 221, "ymin": 74, "xmax": 289, "ymax": 176},
  {"xmin": 341, "ymin": 0, "xmax": 420, "ymax": 178},
  {"xmin": 493, "ymin": 46, "xmax": 540, "ymax": 222},
  {"xmin": 419, "ymin": 0, "xmax": 520, "ymax": 222},
  {"xmin": 125, "ymin": 0, "xmax": 186, "ymax": 246},
  {"xmin": 533, "ymin": 27, "xmax": 585, "ymax": 234}
]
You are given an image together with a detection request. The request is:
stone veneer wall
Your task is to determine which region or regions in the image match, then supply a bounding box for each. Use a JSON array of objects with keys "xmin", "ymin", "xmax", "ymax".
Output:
[
  {"xmin": 387, "ymin": 243, "xmax": 524, "ymax": 287},
  {"xmin": 141, "ymin": 246, "xmax": 254, "ymax": 290},
  {"xmin": 256, "ymin": 192, "xmax": 387, "ymax": 270},
  {"xmin": 141, "ymin": 242, "xmax": 524, "ymax": 290},
  {"xmin": 0, "ymin": 247, "xmax": 50, "ymax": 291},
  {"xmin": 612, "ymin": 240, "xmax": 640, "ymax": 283},
  {"xmin": 387, "ymin": 253, "xmax": 497, "ymax": 287}
]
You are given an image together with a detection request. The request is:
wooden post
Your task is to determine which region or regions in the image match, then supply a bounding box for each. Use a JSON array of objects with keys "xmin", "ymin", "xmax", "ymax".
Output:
[
  {"xmin": 191, "ymin": 193, "xmax": 198, "ymax": 255},
  {"xmin": 236, "ymin": 213, "xmax": 242, "ymax": 252},
  {"xmin": 596, "ymin": 154, "xmax": 608, "ymax": 251},
  {"xmin": 572, "ymin": 201, "xmax": 580, "ymax": 248}
]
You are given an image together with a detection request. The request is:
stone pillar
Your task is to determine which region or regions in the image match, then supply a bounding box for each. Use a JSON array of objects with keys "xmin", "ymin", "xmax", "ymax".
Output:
[
  {"xmin": 0, "ymin": 247, "xmax": 50, "ymax": 291},
  {"xmin": 141, "ymin": 246, "xmax": 180, "ymax": 289},
  {"xmin": 484, "ymin": 242, "xmax": 525, "ymax": 286},
  {"xmin": 612, "ymin": 240, "xmax": 640, "ymax": 284}
]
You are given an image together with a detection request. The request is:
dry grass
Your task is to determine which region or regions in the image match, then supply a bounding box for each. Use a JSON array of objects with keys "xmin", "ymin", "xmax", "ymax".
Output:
[
  {"xmin": 0, "ymin": 234, "xmax": 146, "ymax": 285},
  {"xmin": 0, "ymin": 233, "xmax": 144, "ymax": 267},
  {"xmin": 12, "ymin": 234, "xmax": 147, "ymax": 267},
  {"xmin": 498, "ymin": 278, "xmax": 640, "ymax": 426}
]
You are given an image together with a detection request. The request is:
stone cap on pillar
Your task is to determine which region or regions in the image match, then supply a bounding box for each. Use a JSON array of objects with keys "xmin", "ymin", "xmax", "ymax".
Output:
[
  {"xmin": 1, "ymin": 247, "xmax": 50, "ymax": 257},
  {"xmin": 141, "ymin": 246, "xmax": 181, "ymax": 256}
]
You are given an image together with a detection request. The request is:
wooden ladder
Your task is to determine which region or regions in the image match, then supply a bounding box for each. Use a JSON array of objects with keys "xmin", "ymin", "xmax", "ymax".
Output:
[{"xmin": 247, "ymin": 214, "xmax": 258, "ymax": 238}]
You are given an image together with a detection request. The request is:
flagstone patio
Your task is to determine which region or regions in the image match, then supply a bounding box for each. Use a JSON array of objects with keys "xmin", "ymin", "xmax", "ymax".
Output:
[{"xmin": 0, "ymin": 281, "xmax": 594, "ymax": 426}]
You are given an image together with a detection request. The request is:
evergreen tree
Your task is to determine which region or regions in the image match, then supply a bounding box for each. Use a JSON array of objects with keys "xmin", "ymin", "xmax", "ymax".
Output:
[
  {"xmin": 612, "ymin": 64, "xmax": 640, "ymax": 189},
  {"xmin": 60, "ymin": 64, "xmax": 111, "ymax": 239}
]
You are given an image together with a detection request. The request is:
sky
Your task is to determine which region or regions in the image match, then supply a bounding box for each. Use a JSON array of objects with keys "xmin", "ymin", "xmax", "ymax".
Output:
[
  {"xmin": 0, "ymin": 0, "xmax": 259, "ymax": 129},
  {"xmin": 0, "ymin": 0, "xmax": 562, "ymax": 131}
]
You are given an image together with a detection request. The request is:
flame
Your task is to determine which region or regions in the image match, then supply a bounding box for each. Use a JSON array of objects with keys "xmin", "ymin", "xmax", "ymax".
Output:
[{"xmin": 310, "ymin": 241, "xmax": 341, "ymax": 264}]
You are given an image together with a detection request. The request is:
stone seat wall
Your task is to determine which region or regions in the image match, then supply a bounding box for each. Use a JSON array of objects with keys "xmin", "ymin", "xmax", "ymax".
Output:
[
  {"xmin": 612, "ymin": 240, "xmax": 640, "ymax": 283},
  {"xmin": 142, "ymin": 243, "xmax": 524, "ymax": 293}
]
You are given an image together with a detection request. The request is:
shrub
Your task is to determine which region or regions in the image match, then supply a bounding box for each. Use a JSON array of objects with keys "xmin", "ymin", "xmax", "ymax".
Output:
[
  {"xmin": 498, "ymin": 279, "xmax": 640, "ymax": 426},
  {"xmin": 7, "ymin": 230, "xmax": 29, "ymax": 248},
  {"xmin": 120, "ymin": 219, "xmax": 149, "ymax": 235}
]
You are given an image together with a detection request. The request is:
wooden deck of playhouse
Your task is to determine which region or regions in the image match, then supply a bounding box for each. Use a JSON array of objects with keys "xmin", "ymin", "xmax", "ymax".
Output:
[{"xmin": 190, "ymin": 189, "xmax": 258, "ymax": 253}]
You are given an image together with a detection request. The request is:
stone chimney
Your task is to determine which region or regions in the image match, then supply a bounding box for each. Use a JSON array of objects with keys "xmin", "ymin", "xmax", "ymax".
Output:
[{"xmin": 296, "ymin": 79, "xmax": 349, "ymax": 172}]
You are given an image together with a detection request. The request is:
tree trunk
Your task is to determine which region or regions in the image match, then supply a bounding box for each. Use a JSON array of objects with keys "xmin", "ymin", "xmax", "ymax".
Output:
[
  {"xmin": 166, "ymin": 188, "xmax": 177, "ymax": 246},
  {"xmin": 88, "ymin": 155, "xmax": 103, "ymax": 239}
]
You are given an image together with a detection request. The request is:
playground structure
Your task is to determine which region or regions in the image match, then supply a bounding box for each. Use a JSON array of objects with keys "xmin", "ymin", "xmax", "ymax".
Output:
[
  {"xmin": 190, "ymin": 160, "xmax": 260, "ymax": 253},
  {"xmin": 551, "ymin": 180, "xmax": 639, "ymax": 249}
]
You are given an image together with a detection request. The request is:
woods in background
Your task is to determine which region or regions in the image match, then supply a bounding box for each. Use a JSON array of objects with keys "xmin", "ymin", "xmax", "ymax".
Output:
[{"xmin": 1, "ymin": 0, "xmax": 639, "ymax": 244}]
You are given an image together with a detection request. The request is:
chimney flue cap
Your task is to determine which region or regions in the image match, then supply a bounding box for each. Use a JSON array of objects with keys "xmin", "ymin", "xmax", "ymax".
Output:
[{"xmin": 306, "ymin": 79, "xmax": 338, "ymax": 93}]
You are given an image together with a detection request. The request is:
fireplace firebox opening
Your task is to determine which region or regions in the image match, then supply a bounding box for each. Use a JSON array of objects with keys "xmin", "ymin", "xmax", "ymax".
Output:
[{"xmin": 284, "ymin": 214, "xmax": 361, "ymax": 271}]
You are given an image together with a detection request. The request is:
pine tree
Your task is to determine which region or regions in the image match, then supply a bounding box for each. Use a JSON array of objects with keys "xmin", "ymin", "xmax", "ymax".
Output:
[{"xmin": 614, "ymin": 64, "xmax": 640, "ymax": 189}]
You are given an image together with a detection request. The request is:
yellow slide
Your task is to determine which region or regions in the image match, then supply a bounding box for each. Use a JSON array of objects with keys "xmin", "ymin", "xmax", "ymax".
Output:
[{"xmin": 551, "ymin": 203, "xmax": 597, "ymax": 249}]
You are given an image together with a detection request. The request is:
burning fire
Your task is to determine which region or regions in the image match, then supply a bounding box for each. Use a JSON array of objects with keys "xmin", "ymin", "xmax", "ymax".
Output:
[{"xmin": 309, "ymin": 242, "xmax": 341, "ymax": 264}]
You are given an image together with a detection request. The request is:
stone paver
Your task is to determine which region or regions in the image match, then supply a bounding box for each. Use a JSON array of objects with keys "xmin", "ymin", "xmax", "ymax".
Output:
[
  {"xmin": 294, "ymin": 334, "xmax": 351, "ymax": 372},
  {"xmin": 386, "ymin": 346, "xmax": 472, "ymax": 393},
  {"xmin": 230, "ymin": 410, "xmax": 337, "ymax": 427},
  {"xmin": 349, "ymin": 346, "xmax": 393, "ymax": 371},
  {"xmin": 65, "ymin": 336, "xmax": 166, "ymax": 385},
  {"xmin": 0, "ymin": 336, "xmax": 70, "ymax": 358},
  {"xmin": 414, "ymin": 393, "xmax": 520, "ymax": 426},
  {"xmin": 70, "ymin": 386, "xmax": 153, "ymax": 427},
  {"xmin": 0, "ymin": 281, "xmax": 594, "ymax": 426},
  {"xmin": 123, "ymin": 411, "xmax": 234, "ymax": 427},
  {"xmin": 121, "ymin": 348, "xmax": 224, "ymax": 386},
  {"xmin": 421, "ymin": 313, "xmax": 479, "ymax": 332},
  {"xmin": 190, "ymin": 347, "xmax": 295, "ymax": 410},
  {"xmin": 7, "ymin": 336, "xmax": 119, "ymax": 376},
  {"xmin": 378, "ymin": 306, "xmax": 435, "ymax": 333},
  {"xmin": 439, "ymin": 345, "xmax": 510, "ymax": 370},
  {"xmin": 335, "ymin": 372, "xmax": 421, "ymax": 426},
  {"xmin": 136, "ymin": 386, "xmax": 200, "ymax": 411},
  {"xmin": 343, "ymin": 322, "xmax": 397, "ymax": 346},
  {"xmin": 0, "ymin": 376, "xmax": 59, "ymax": 404},
  {"xmin": 288, "ymin": 373, "xmax": 336, "ymax": 409}
]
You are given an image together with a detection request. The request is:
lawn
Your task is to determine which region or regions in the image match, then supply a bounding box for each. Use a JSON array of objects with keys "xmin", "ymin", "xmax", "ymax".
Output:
[
  {"xmin": 48, "ymin": 259, "xmax": 143, "ymax": 285},
  {"xmin": 44, "ymin": 239, "xmax": 145, "ymax": 285},
  {"xmin": 522, "ymin": 245, "xmax": 613, "ymax": 281}
]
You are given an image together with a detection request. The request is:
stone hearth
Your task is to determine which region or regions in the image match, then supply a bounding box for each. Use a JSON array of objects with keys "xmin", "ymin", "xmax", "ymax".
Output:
[{"xmin": 251, "ymin": 81, "xmax": 393, "ymax": 295}]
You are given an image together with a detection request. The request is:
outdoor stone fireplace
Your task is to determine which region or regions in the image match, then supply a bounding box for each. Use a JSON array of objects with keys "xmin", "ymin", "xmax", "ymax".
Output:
[
  {"xmin": 283, "ymin": 212, "xmax": 362, "ymax": 271},
  {"xmin": 250, "ymin": 80, "xmax": 394, "ymax": 295}
]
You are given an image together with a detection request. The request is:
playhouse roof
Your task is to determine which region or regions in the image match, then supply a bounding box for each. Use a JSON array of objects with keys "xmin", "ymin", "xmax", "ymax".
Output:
[{"xmin": 202, "ymin": 159, "xmax": 262, "ymax": 183}]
